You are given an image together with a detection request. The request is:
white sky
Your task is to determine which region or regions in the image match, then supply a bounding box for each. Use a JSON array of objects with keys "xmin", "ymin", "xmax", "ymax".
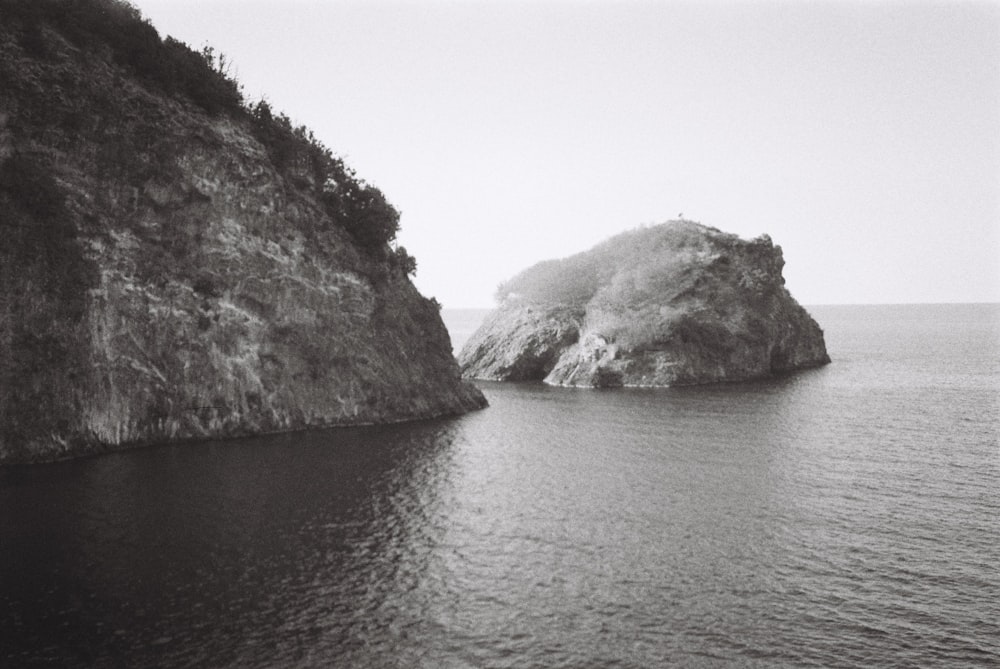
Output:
[{"xmin": 135, "ymin": 0, "xmax": 1000, "ymax": 307}]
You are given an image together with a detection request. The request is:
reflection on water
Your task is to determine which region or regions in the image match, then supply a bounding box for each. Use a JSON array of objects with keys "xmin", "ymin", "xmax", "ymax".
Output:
[
  {"xmin": 1, "ymin": 423, "xmax": 467, "ymax": 666},
  {"xmin": 1, "ymin": 305, "xmax": 998, "ymax": 667}
]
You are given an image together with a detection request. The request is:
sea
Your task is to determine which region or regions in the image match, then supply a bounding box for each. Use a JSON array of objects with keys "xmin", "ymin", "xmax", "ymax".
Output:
[{"xmin": 1, "ymin": 304, "xmax": 997, "ymax": 668}]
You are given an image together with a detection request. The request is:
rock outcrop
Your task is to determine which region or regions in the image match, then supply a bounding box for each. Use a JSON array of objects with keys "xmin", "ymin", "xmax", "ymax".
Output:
[
  {"xmin": 459, "ymin": 221, "xmax": 830, "ymax": 387},
  {"xmin": 0, "ymin": 1, "xmax": 484, "ymax": 464}
]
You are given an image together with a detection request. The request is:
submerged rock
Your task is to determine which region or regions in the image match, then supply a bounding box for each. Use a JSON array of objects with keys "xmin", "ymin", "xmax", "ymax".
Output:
[
  {"xmin": 459, "ymin": 221, "xmax": 830, "ymax": 387},
  {"xmin": 0, "ymin": 2, "xmax": 484, "ymax": 464}
]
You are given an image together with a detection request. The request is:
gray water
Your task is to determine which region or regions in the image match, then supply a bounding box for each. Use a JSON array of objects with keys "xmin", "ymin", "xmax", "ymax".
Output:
[{"xmin": 1, "ymin": 304, "xmax": 997, "ymax": 667}]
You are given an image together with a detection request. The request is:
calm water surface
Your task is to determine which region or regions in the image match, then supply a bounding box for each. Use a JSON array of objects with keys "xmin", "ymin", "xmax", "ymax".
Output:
[{"xmin": 1, "ymin": 304, "xmax": 997, "ymax": 667}]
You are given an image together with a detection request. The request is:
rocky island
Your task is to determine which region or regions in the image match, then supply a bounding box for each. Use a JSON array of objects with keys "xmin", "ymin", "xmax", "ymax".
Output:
[
  {"xmin": 459, "ymin": 221, "xmax": 830, "ymax": 387},
  {"xmin": 0, "ymin": 0, "xmax": 484, "ymax": 464}
]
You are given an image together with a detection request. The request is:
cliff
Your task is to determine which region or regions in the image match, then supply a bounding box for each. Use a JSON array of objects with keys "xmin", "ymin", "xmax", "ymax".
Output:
[
  {"xmin": 0, "ymin": 0, "xmax": 484, "ymax": 464},
  {"xmin": 459, "ymin": 221, "xmax": 830, "ymax": 387}
]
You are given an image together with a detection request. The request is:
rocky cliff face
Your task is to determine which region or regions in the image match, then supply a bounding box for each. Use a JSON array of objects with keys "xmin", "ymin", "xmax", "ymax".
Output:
[
  {"xmin": 459, "ymin": 221, "xmax": 830, "ymax": 387},
  {"xmin": 0, "ymin": 2, "xmax": 484, "ymax": 464}
]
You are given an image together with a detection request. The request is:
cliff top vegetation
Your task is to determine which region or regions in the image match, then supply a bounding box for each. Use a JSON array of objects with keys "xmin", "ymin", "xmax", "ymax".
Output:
[
  {"xmin": 0, "ymin": 0, "xmax": 413, "ymax": 269},
  {"xmin": 490, "ymin": 220, "xmax": 791, "ymax": 352},
  {"xmin": 494, "ymin": 221, "xmax": 768, "ymax": 306}
]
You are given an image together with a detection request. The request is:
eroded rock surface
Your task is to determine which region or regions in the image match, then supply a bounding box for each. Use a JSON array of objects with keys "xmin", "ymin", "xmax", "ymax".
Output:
[
  {"xmin": 0, "ymin": 6, "xmax": 484, "ymax": 463},
  {"xmin": 459, "ymin": 221, "xmax": 829, "ymax": 387}
]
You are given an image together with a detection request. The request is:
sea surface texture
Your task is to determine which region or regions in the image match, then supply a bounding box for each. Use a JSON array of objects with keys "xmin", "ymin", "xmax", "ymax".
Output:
[{"xmin": 1, "ymin": 304, "xmax": 997, "ymax": 667}]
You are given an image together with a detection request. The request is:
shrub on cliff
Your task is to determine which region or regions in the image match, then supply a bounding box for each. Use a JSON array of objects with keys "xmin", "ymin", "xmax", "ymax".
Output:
[
  {"xmin": 248, "ymin": 99, "xmax": 299, "ymax": 171},
  {"xmin": 2, "ymin": 0, "xmax": 403, "ymax": 257},
  {"xmin": 324, "ymin": 181, "xmax": 400, "ymax": 250},
  {"xmin": 391, "ymin": 246, "xmax": 418, "ymax": 277},
  {"xmin": 161, "ymin": 37, "xmax": 244, "ymax": 115},
  {"xmin": 2, "ymin": 0, "xmax": 244, "ymax": 116},
  {"xmin": 247, "ymin": 97, "xmax": 402, "ymax": 254}
]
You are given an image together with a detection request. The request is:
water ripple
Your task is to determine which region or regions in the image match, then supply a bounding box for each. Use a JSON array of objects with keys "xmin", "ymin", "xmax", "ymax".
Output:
[{"xmin": 1, "ymin": 305, "xmax": 998, "ymax": 666}]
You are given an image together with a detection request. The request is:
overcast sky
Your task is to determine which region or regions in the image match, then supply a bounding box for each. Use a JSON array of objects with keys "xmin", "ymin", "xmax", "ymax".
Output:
[{"xmin": 135, "ymin": 0, "xmax": 1000, "ymax": 308}]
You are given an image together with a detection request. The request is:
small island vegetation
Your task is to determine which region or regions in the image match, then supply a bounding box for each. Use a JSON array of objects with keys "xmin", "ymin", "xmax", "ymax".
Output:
[{"xmin": 462, "ymin": 221, "xmax": 830, "ymax": 387}]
